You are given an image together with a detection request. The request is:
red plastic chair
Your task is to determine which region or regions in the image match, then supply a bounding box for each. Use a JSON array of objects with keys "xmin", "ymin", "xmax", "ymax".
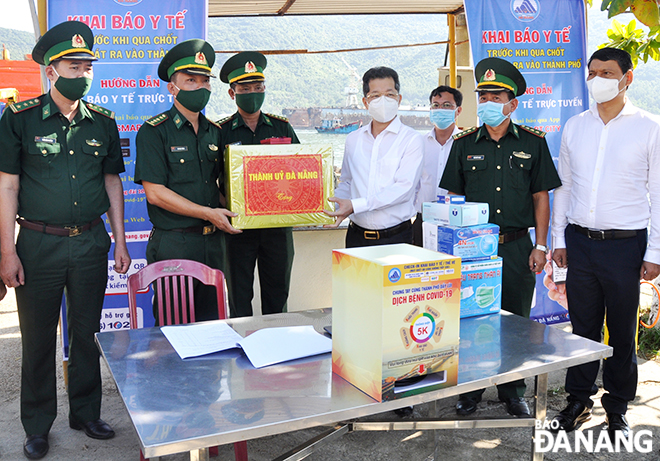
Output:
[
  {"xmin": 127, "ymin": 259, "xmax": 248, "ymax": 461},
  {"xmin": 128, "ymin": 259, "xmax": 230, "ymax": 328}
]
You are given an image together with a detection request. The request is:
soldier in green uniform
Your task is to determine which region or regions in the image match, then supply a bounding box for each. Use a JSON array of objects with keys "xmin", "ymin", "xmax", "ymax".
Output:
[
  {"xmin": 0, "ymin": 21, "xmax": 130, "ymax": 459},
  {"xmin": 440, "ymin": 57, "xmax": 561, "ymax": 418},
  {"xmin": 218, "ymin": 52, "xmax": 299, "ymax": 318},
  {"xmin": 135, "ymin": 39, "xmax": 240, "ymax": 324}
]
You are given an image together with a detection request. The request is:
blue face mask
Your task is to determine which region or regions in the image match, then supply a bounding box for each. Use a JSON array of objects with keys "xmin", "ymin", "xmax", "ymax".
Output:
[
  {"xmin": 477, "ymin": 100, "xmax": 511, "ymax": 127},
  {"xmin": 429, "ymin": 108, "xmax": 456, "ymax": 130}
]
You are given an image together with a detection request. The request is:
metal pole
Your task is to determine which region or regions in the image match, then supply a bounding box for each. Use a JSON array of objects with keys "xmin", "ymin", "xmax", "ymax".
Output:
[
  {"xmin": 33, "ymin": 0, "xmax": 48, "ymax": 94},
  {"xmin": 448, "ymin": 13, "xmax": 457, "ymax": 88}
]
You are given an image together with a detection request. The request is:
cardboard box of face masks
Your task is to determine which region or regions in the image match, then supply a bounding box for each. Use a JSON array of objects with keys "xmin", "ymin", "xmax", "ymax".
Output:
[
  {"xmin": 458, "ymin": 314, "xmax": 501, "ymax": 382},
  {"xmin": 422, "ymin": 222, "xmax": 499, "ymax": 261},
  {"xmin": 332, "ymin": 244, "xmax": 460, "ymax": 402},
  {"xmin": 460, "ymin": 258, "xmax": 502, "ymax": 318},
  {"xmin": 423, "ymin": 201, "xmax": 489, "ymax": 227}
]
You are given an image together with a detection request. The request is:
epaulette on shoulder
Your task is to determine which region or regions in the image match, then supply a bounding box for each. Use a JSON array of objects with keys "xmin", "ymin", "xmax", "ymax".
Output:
[
  {"xmin": 216, "ymin": 115, "xmax": 233, "ymax": 125},
  {"xmin": 85, "ymin": 102, "xmax": 115, "ymax": 119},
  {"xmin": 207, "ymin": 117, "xmax": 222, "ymax": 129},
  {"xmin": 145, "ymin": 112, "xmax": 168, "ymax": 127},
  {"xmin": 452, "ymin": 126, "xmax": 477, "ymax": 140},
  {"xmin": 9, "ymin": 98, "xmax": 40, "ymax": 114},
  {"xmin": 265, "ymin": 112, "xmax": 289, "ymax": 123},
  {"xmin": 519, "ymin": 125, "xmax": 546, "ymax": 138}
]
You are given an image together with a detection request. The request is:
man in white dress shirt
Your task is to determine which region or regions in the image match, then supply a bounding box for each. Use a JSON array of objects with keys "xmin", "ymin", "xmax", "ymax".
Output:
[
  {"xmin": 551, "ymin": 47, "xmax": 660, "ymax": 441},
  {"xmin": 325, "ymin": 66, "xmax": 424, "ymax": 248},
  {"xmin": 412, "ymin": 85, "xmax": 463, "ymax": 246}
]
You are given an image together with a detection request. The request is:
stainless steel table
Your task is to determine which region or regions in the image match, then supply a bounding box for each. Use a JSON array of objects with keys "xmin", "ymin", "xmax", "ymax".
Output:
[{"xmin": 96, "ymin": 309, "xmax": 611, "ymax": 461}]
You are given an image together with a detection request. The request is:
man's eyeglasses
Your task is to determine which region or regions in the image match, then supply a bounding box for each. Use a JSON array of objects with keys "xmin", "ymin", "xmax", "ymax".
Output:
[
  {"xmin": 430, "ymin": 102, "xmax": 457, "ymax": 110},
  {"xmin": 365, "ymin": 92, "xmax": 399, "ymax": 102}
]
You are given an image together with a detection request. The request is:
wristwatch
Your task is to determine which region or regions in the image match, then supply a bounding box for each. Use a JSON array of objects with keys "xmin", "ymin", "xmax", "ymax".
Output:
[{"xmin": 534, "ymin": 244, "xmax": 549, "ymax": 254}]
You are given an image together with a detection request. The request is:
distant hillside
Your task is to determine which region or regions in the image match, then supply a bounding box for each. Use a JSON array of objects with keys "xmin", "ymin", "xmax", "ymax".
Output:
[
  {"xmin": 0, "ymin": 27, "xmax": 35, "ymax": 61},
  {"xmin": 206, "ymin": 11, "xmax": 660, "ymax": 117},
  {"xmin": 206, "ymin": 14, "xmax": 451, "ymax": 118}
]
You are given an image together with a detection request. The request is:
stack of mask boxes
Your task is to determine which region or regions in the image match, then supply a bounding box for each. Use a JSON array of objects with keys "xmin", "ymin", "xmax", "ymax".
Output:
[{"xmin": 422, "ymin": 196, "xmax": 503, "ymax": 318}]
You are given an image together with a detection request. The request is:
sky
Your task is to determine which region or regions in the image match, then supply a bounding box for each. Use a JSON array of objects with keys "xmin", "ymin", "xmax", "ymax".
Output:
[{"xmin": 1, "ymin": 0, "xmax": 36, "ymax": 33}]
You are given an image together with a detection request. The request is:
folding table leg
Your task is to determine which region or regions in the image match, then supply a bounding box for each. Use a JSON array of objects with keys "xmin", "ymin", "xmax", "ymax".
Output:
[
  {"xmin": 432, "ymin": 399, "xmax": 440, "ymax": 460},
  {"xmin": 190, "ymin": 447, "xmax": 210, "ymax": 461},
  {"xmin": 531, "ymin": 373, "xmax": 548, "ymax": 461},
  {"xmin": 140, "ymin": 449, "xmax": 158, "ymax": 461}
]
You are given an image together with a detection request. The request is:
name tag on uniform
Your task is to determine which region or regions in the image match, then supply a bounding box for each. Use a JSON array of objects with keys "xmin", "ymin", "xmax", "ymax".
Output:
[
  {"xmin": 35, "ymin": 136, "xmax": 56, "ymax": 144},
  {"xmin": 170, "ymin": 146, "xmax": 188, "ymax": 152},
  {"xmin": 513, "ymin": 151, "xmax": 531, "ymax": 159},
  {"xmin": 467, "ymin": 155, "xmax": 484, "ymax": 161}
]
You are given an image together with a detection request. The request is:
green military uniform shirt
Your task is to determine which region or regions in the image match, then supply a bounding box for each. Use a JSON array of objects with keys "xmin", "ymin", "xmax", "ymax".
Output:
[
  {"xmin": 134, "ymin": 105, "xmax": 223, "ymax": 230},
  {"xmin": 0, "ymin": 93, "xmax": 124, "ymax": 225},
  {"xmin": 440, "ymin": 123, "xmax": 561, "ymax": 233},
  {"xmin": 219, "ymin": 111, "xmax": 299, "ymax": 146}
]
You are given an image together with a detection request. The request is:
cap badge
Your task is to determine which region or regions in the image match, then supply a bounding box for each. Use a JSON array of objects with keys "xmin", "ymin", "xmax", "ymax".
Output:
[
  {"xmin": 245, "ymin": 61, "xmax": 256, "ymax": 73},
  {"xmin": 484, "ymin": 69, "xmax": 496, "ymax": 81},
  {"xmin": 72, "ymin": 34, "xmax": 85, "ymax": 48},
  {"xmin": 195, "ymin": 52, "xmax": 207, "ymax": 65}
]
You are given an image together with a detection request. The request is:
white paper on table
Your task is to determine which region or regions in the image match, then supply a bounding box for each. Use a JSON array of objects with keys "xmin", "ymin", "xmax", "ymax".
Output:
[
  {"xmin": 161, "ymin": 322, "xmax": 243, "ymax": 359},
  {"xmin": 237, "ymin": 325, "xmax": 332, "ymax": 368}
]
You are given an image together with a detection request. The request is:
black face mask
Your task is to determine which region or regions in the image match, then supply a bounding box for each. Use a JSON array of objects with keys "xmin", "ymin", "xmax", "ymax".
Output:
[
  {"xmin": 173, "ymin": 84, "xmax": 211, "ymax": 112},
  {"xmin": 235, "ymin": 92, "xmax": 265, "ymax": 114},
  {"xmin": 53, "ymin": 69, "xmax": 92, "ymax": 101}
]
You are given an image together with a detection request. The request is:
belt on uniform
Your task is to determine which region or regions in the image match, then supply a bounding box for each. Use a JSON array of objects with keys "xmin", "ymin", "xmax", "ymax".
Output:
[
  {"xmin": 16, "ymin": 217, "xmax": 103, "ymax": 237},
  {"xmin": 168, "ymin": 223, "xmax": 217, "ymax": 235},
  {"xmin": 571, "ymin": 224, "xmax": 641, "ymax": 240},
  {"xmin": 349, "ymin": 220, "xmax": 411, "ymax": 240},
  {"xmin": 498, "ymin": 228, "xmax": 529, "ymax": 244}
]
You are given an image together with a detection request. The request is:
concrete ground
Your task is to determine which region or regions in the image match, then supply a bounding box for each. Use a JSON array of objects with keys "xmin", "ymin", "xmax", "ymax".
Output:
[{"xmin": 2, "ymin": 288, "xmax": 660, "ymax": 460}]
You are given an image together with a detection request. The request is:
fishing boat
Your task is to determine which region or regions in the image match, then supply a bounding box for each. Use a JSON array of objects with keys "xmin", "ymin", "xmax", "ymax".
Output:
[{"xmin": 315, "ymin": 118, "xmax": 362, "ymax": 134}]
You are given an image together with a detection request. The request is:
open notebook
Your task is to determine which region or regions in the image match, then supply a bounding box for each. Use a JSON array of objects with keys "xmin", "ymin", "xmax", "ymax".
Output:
[{"xmin": 161, "ymin": 322, "xmax": 332, "ymax": 368}]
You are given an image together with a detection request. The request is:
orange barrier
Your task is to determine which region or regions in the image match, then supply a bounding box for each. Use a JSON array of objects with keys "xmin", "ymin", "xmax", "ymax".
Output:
[{"xmin": 640, "ymin": 280, "xmax": 660, "ymax": 329}]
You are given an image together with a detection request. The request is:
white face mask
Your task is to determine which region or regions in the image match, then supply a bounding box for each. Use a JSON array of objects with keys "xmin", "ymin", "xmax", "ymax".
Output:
[
  {"xmin": 587, "ymin": 74, "xmax": 626, "ymax": 104},
  {"xmin": 368, "ymin": 96, "xmax": 399, "ymax": 123}
]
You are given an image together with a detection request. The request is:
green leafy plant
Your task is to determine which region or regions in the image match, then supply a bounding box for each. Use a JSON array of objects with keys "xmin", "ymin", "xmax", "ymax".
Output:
[
  {"xmin": 638, "ymin": 326, "xmax": 660, "ymax": 360},
  {"xmin": 602, "ymin": 0, "xmax": 659, "ymax": 27},
  {"xmin": 604, "ymin": 19, "xmax": 660, "ymax": 65},
  {"xmin": 594, "ymin": 0, "xmax": 660, "ymax": 65}
]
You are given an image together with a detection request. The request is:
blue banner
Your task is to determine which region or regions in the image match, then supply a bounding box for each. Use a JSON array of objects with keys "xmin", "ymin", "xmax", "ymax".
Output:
[
  {"xmin": 464, "ymin": 0, "xmax": 588, "ymax": 324},
  {"xmin": 48, "ymin": 0, "xmax": 208, "ymax": 339}
]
